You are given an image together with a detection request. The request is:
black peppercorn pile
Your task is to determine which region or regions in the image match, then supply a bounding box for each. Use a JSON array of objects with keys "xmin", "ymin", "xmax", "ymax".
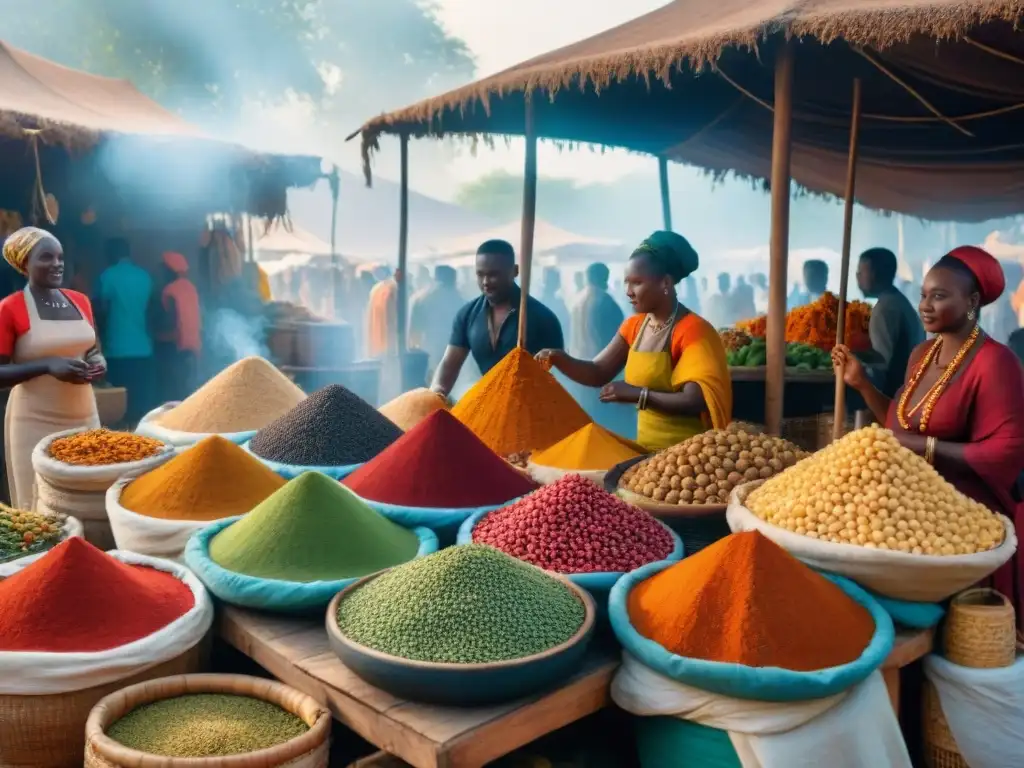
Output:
[{"xmin": 249, "ymin": 385, "xmax": 403, "ymax": 466}]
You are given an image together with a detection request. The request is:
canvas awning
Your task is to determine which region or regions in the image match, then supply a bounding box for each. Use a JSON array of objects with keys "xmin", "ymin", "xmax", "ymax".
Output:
[
  {"xmin": 358, "ymin": 1, "xmax": 1024, "ymax": 222},
  {"xmin": 413, "ymin": 218, "xmax": 622, "ymax": 263},
  {"xmin": 255, "ymin": 221, "xmax": 334, "ymax": 257}
]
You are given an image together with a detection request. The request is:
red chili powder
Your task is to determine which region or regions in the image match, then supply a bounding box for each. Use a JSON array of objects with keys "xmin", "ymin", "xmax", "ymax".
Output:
[
  {"xmin": 472, "ymin": 474, "xmax": 675, "ymax": 573},
  {"xmin": 344, "ymin": 410, "xmax": 538, "ymax": 507},
  {"xmin": 0, "ymin": 537, "xmax": 195, "ymax": 652}
]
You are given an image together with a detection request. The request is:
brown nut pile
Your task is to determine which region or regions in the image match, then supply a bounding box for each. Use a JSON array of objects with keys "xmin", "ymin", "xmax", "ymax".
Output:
[{"xmin": 619, "ymin": 423, "xmax": 807, "ymax": 505}]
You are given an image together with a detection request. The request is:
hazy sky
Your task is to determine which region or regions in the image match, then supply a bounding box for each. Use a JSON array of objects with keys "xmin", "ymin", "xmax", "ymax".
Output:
[{"xmin": 433, "ymin": 0, "xmax": 666, "ymax": 185}]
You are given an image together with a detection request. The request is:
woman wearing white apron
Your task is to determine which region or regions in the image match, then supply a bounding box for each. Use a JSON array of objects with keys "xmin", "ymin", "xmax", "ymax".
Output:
[{"xmin": 0, "ymin": 228, "xmax": 104, "ymax": 508}]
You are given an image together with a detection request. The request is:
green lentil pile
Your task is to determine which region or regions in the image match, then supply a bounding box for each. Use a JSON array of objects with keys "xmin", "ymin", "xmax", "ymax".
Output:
[
  {"xmin": 106, "ymin": 694, "xmax": 308, "ymax": 757},
  {"xmin": 335, "ymin": 544, "xmax": 586, "ymax": 663}
]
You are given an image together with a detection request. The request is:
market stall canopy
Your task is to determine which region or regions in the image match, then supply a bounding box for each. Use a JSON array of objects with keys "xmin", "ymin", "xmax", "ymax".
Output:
[
  {"xmin": 255, "ymin": 222, "xmax": 333, "ymax": 258},
  {"xmin": 357, "ymin": 1, "xmax": 1024, "ymax": 222},
  {"xmin": 0, "ymin": 40, "xmax": 321, "ymax": 219},
  {"xmin": 413, "ymin": 218, "xmax": 622, "ymax": 265}
]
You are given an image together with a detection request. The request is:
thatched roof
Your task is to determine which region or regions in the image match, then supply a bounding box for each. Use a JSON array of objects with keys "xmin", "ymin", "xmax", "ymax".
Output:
[{"xmin": 358, "ymin": 0, "xmax": 1024, "ymax": 222}]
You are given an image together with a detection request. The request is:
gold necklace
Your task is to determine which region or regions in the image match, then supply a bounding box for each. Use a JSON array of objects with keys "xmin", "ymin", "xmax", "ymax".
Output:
[{"xmin": 897, "ymin": 325, "xmax": 980, "ymax": 433}]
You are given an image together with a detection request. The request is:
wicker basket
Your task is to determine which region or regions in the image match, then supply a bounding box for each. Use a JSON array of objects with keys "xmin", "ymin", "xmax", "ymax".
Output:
[
  {"xmin": 0, "ymin": 640, "xmax": 206, "ymax": 768},
  {"xmin": 923, "ymin": 680, "xmax": 969, "ymax": 768},
  {"xmin": 943, "ymin": 588, "xmax": 1017, "ymax": 669},
  {"xmin": 780, "ymin": 413, "xmax": 852, "ymax": 452},
  {"xmin": 84, "ymin": 674, "xmax": 331, "ymax": 768}
]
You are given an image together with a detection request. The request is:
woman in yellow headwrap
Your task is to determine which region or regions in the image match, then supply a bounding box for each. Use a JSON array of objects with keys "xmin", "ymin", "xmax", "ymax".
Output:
[
  {"xmin": 0, "ymin": 227, "xmax": 104, "ymax": 507},
  {"xmin": 537, "ymin": 231, "xmax": 732, "ymax": 451}
]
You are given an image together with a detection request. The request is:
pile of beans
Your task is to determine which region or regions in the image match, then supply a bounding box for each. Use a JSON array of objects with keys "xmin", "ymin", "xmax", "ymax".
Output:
[
  {"xmin": 335, "ymin": 545, "xmax": 585, "ymax": 663},
  {"xmin": 472, "ymin": 474, "xmax": 674, "ymax": 573},
  {"xmin": 106, "ymin": 694, "xmax": 308, "ymax": 757},
  {"xmin": 620, "ymin": 423, "xmax": 806, "ymax": 505}
]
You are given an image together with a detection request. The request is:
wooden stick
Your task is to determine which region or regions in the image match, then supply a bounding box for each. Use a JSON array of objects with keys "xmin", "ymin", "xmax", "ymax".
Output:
[
  {"xmin": 396, "ymin": 134, "xmax": 410, "ymax": 357},
  {"xmin": 766, "ymin": 42, "xmax": 795, "ymax": 436},
  {"xmin": 329, "ymin": 165, "xmax": 341, "ymax": 319},
  {"xmin": 517, "ymin": 98, "xmax": 538, "ymax": 348},
  {"xmin": 834, "ymin": 79, "xmax": 863, "ymax": 442},
  {"xmin": 658, "ymin": 156, "xmax": 673, "ymax": 231}
]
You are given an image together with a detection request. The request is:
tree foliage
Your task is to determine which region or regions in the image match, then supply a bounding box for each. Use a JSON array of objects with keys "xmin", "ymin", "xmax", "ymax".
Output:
[{"xmin": 0, "ymin": 0, "xmax": 474, "ymax": 119}]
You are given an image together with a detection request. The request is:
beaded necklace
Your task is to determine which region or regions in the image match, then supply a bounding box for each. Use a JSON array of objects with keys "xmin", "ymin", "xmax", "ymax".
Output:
[{"xmin": 897, "ymin": 325, "xmax": 980, "ymax": 433}]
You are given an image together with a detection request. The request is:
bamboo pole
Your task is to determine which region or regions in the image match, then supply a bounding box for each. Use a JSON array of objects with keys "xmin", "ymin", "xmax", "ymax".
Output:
[
  {"xmin": 517, "ymin": 98, "xmax": 538, "ymax": 348},
  {"xmin": 765, "ymin": 42, "xmax": 795, "ymax": 436},
  {"xmin": 658, "ymin": 156, "xmax": 673, "ymax": 231},
  {"xmin": 833, "ymin": 79, "xmax": 863, "ymax": 442},
  {"xmin": 397, "ymin": 133, "xmax": 410, "ymax": 357}
]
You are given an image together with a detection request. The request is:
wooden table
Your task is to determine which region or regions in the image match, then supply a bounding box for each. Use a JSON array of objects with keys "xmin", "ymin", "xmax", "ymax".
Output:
[
  {"xmin": 217, "ymin": 607, "xmax": 619, "ymax": 768},
  {"xmin": 882, "ymin": 628, "xmax": 935, "ymax": 716}
]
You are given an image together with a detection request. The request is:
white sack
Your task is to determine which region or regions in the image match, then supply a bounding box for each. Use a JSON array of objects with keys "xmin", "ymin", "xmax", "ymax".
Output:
[
  {"xmin": 32, "ymin": 428, "xmax": 174, "ymax": 493},
  {"xmin": 106, "ymin": 478, "xmax": 211, "ymax": 562},
  {"xmin": 136, "ymin": 403, "xmax": 256, "ymax": 447},
  {"xmin": 0, "ymin": 515, "xmax": 83, "ymax": 578},
  {"xmin": 613, "ymin": 653, "xmax": 911, "ymax": 768},
  {"xmin": 0, "ymin": 550, "xmax": 213, "ymax": 694},
  {"xmin": 526, "ymin": 462, "xmax": 607, "ymax": 486},
  {"xmin": 925, "ymin": 654, "xmax": 1024, "ymax": 768},
  {"xmin": 727, "ymin": 482, "xmax": 1017, "ymax": 603}
]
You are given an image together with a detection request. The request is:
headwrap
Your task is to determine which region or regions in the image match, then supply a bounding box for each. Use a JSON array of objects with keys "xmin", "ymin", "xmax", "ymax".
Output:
[
  {"xmin": 944, "ymin": 245, "xmax": 1005, "ymax": 306},
  {"xmin": 162, "ymin": 251, "xmax": 190, "ymax": 276},
  {"xmin": 2, "ymin": 226, "xmax": 56, "ymax": 276},
  {"xmin": 632, "ymin": 230, "xmax": 699, "ymax": 283}
]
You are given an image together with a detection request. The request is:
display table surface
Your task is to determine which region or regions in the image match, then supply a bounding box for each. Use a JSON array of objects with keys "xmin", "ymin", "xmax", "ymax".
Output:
[{"xmin": 217, "ymin": 606, "xmax": 619, "ymax": 768}]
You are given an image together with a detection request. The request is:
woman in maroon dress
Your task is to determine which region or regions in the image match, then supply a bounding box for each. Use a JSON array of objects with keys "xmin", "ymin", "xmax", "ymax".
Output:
[{"xmin": 834, "ymin": 246, "xmax": 1024, "ymax": 618}]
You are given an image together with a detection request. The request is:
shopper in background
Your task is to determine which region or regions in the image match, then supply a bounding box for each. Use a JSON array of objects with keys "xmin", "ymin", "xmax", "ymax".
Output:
[
  {"xmin": 702, "ymin": 272, "xmax": 734, "ymax": 330},
  {"xmin": 570, "ymin": 262, "xmax": 624, "ymax": 360},
  {"xmin": 790, "ymin": 260, "xmax": 829, "ymax": 308},
  {"xmin": 542, "ymin": 266, "xmax": 571, "ymax": 343},
  {"xmin": 366, "ymin": 266, "xmax": 399, "ymax": 358},
  {"xmin": 94, "ymin": 238, "xmax": 155, "ymax": 423},
  {"xmin": 409, "ymin": 265, "xmax": 462, "ymax": 376},
  {"xmin": 156, "ymin": 251, "xmax": 201, "ymax": 402}
]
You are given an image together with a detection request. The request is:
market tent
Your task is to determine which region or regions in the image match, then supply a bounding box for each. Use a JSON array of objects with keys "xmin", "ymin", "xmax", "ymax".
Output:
[
  {"xmin": 414, "ymin": 218, "xmax": 622, "ymax": 263},
  {"xmin": 255, "ymin": 221, "xmax": 333, "ymax": 257},
  {"xmin": 358, "ymin": 0, "xmax": 1024, "ymax": 222}
]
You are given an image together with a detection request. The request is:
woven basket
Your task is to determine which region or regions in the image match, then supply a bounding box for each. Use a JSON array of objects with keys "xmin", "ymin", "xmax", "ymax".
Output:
[
  {"xmin": 923, "ymin": 680, "xmax": 968, "ymax": 768},
  {"xmin": 943, "ymin": 588, "xmax": 1017, "ymax": 669},
  {"xmin": 0, "ymin": 640, "xmax": 205, "ymax": 768},
  {"xmin": 780, "ymin": 414, "xmax": 852, "ymax": 452},
  {"xmin": 84, "ymin": 674, "xmax": 331, "ymax": 768}
]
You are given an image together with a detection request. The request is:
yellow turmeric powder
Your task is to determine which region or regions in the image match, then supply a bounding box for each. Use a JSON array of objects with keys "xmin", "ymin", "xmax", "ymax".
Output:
[
  {"xmin": 532, "ymin": 423, "xmax": 643, "ymax": 470},
  {"xmin": 49, "ymin": 429, "xmax": 165, "ymax": 466},
  {"xmin": 120, "ymin": 436, "xmax": 286, "ymax": 521},
  {"xmin": 452, "ymin": 348, "xmax": 591, "ymax": 456}
]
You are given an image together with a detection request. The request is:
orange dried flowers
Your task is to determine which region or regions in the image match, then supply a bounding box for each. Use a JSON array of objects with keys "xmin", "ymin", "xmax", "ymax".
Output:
[
  {"xmin": 49, "ymin": 429, "xmax": 165, "ymax": 466},
  {"xmin": 736, "ymin": 293, "xmax": 871, "ymax": 351}
]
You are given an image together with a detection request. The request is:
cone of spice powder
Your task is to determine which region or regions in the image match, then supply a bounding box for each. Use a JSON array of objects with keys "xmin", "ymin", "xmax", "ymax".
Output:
[
  {"xmin": 120, "ymin": 436, "xmax": 287, "ymax": 522},
  {"xmin": 208, "ymin": 472, "xmax": 421, "ymax": 582},
  {"xmin": 378, "ymin": 388, "xmax": 449, "ymax": 431},
  {"xmin": 154, "ymin": 357, "xmax": 305, "ymax": 433},
  {"xmin": 249, "ymin": 384, "xmax": 402, "ymax": 468},
  {"xmin": 626, "ymin": 531, "xmax": 876, "ymax": 671},
  {"xmin": 0, "ymin": 538, "xmax": 194, "ymax": 652},
  {"xmin": 531, "ymin": 423, "xmax": 644, "ymax": 471},
  {"xmin": 452, "ymin": 348, "xmax": 591, "ymax": 456},
  {"xmin": 344, "ymin": 410, "xmax": 537, "ymax": 508}
]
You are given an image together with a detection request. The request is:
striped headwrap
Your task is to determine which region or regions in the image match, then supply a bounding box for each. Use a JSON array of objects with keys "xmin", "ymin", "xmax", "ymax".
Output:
[{"xmin": 2, "ymin": 227, "xmax": 56, "ymax": 276}]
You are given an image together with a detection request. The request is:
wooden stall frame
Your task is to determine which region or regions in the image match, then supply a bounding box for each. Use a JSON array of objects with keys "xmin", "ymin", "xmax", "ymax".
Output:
[
  {"xmin": 765, "ymin": 41, "xmax": 795, "ymax": 436},
  {"xmin": 397, "ymin": 133, "xmax": 411, "ymax": 356},
  {"xmin": 833, "ymin": 79, "xmax": 863, "ymax": 442},
  {"xmin": 658, "ymin": 156, "xmax": 673, "ymax": 232},
  {"xmin": 517, "ymin": 97, "xmax": 539, "ymax": 348}
]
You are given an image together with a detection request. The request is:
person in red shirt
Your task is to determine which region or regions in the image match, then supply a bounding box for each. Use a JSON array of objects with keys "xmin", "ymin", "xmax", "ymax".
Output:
[
  {"xmin": 0, "ymin": 227, "xmax": 105, "ymax": 507},
  {"xmin": 156, "ymin": 251, "xmax": 201, "ymax": 402}
]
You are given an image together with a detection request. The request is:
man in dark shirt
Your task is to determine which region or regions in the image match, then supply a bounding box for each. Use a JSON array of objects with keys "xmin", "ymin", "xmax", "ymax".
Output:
[
  {"xmin": 856, "ymin": 247, "xmax": 925, "ymax": 398},
  {"xmin": 430, "ymin": 239, "xmax": 564, "ymax": 398}
]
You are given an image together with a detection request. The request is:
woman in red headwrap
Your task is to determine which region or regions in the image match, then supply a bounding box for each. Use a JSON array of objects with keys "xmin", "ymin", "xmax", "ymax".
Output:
[{"xmin": 834, "ymin": 246, "xmax": 1024, "ymax": 618}]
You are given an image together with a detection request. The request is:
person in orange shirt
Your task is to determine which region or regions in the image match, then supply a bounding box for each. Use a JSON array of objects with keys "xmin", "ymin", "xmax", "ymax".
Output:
[
  {"xmin": 156, "ymin": 251, "xmax": 201, "ymax": 402},
  {"xmin": 366, "ymin": 266, "xmax": 399, "ymax": 358}
]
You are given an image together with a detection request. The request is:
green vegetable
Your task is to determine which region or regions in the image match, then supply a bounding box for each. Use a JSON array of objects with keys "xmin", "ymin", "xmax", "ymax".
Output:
[
  {"xmin": 106, "ymin": 694, "xmax": 308, "ymax": 757},
  {"xmin": 746, "ymin": 346, "xmax": 767, "ymax": 366},
  {"xmin": 0, "ymin": 507, "xmax": 65, "ymax": 564},
  {"xmin": 336, "ymin": 545, "xmax": 586, "ymax": 663},
  {"xmin": 209, "ymin": 472, "xmax": 419, "ymax": 582}
]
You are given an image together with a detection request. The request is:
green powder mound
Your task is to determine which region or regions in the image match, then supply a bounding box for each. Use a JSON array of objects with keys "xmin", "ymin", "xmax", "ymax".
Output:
[
  {"xmin": 107, "ymin": 694, "xmax": 308, "ymax": 757},
  {"xmin": 336, "ymin": 544, "xmax": 586, "ymax": 663},
  {"xmin": 209, "ymin": 472, "xmax": 420, "ymax": 582}
]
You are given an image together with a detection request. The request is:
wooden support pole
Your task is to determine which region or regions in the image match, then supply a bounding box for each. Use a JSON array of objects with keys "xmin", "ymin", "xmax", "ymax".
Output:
[
  {"xmin": 396, "ymin": 134, "xmax": 410, "ymax": 356},
  {"xmin": 517, "ymin": 98, "xmax": 538, "ymax": 348},
  {"xmin": 658, "ymin": 156, "xmax": 673, "ymax": 231},
  {"xmin": 765, "ymin": 42, "xmax": 795, "ymax": 436},
  {"xmin": 833, "ymin": 79, "xmax": 863, "ymax": 442},
  {"xmin": 329, "ymin": 166, "xmax": 341, "ymax": 319}
]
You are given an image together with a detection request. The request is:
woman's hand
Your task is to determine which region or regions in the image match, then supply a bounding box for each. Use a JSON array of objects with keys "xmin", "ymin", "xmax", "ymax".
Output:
[
  {"xmin": 534, "ymin": 348, "xmax": 565, "ymax": 370},
  {"xmin": 46, "ymin": 357, "xmax": 91, "ymax": 384},
  {"xmin": 85, "ymin": 352, "xmax": 107, "ymax": 381},
  {"xmin": 831, "ymin": 344, "xmax": 868, "ymax": 390},
  {"xmin": 599, "ymin": 381, "xmax": 642, "ymax": 404}
]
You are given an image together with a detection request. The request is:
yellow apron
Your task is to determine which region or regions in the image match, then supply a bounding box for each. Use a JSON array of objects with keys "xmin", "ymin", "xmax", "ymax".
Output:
[{"xmin": 624, "ymin": 318, "xmax": 704, "ymax": 451}]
